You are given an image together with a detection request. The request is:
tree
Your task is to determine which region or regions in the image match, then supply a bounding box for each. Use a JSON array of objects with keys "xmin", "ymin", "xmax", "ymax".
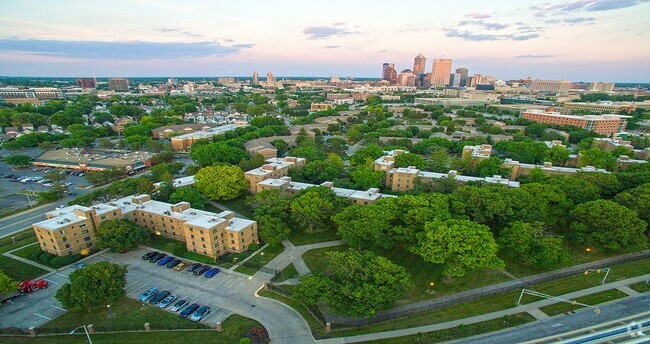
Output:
[
  {"xmin": 169, "ymin": 187, "xmax": 205, "ymax": 209},
  {"xmin": 0, "ymin": 270, "xmax": 17, "ymax": 294},
  {"xmin": 351, "ymin": 161, "xmax": 384, "ymax": 189},
  {"xmin": 570, "ymin": 200, "xmax": 648, "ymax": 252},
  {"xmin": 450, "ymin": 185, "xmax": 515, "ymax": 227},
  {"xmin": 334, "ymin": 204, "xmax": 396, "ymax": 250},
  {"xmin": 248, "ymin": 188, "xmax": 292, "ymax": 221},
  {"xmin": 544, "ymin": 145, "xmax": 570, "ymax": 165},
  {"xmin": 195, "ymin": 165, "xmax": 247, "ymax": 201},
  {"xmin": 294, "ymin": 249, "xmax": 412, "ymax": 317},
  {"xmin": 474, "ymin": 156, "xmax": 509, "ymax": 178},
  {"xmin": 290, "ymin": 189, "xmax": 334, "ymax": 232},
  {"xmin": 38, "ymin": 141, "xmax": 54, "ymax": 150},
  {"xmin": 579, "ymin": 148, "xmax": 617, "ymax": 170},
  {"xmin": 257, "ymin": 215, "xmax": 291, "ymax": 247},
  {"xmin": 412, "ymin": 219, "xmax": 504, "ymax": 278},
  {"xmin": 428, "ymin": 149, "xmax": 451, "ymax": 173},
  {"xmin": 394, "ymin": 152, "xmax": 426, "ymax": 169},
  {"xmin": 270, "ymin": 140, "xmax": 288, "ymax": 156},
  {"xmin": 350, "ymin": 144, "xmax": 384, "ymax": 166},
  {"xmin": 614, "ymin": 183, "xmax": 650, "ymax": 224},
  {"xmin": 55, "ymin": 262, "xmax": 127, "ymax": 310},
  {"xmin": 499, "ymin": 222, "xmax": 572, "ymax": 270},
  {"xmin": 96, "ymin": 219, "xmax": 150, "ymax": 253},
  {"xmin": 546, "ymin": 176, "xmax": 600, "ymax": 205},
  {"xmin": 291, "ymin": 154, "xmax": 344, "ymax": 184},
  {"xmin": 5, "ymin": 154, "xmax": 31, "ymax": 168},
  {"xmin": 190, "ymin": 142, "xmax": 249, "ymax": 167},
  {"xmin": 45, "ymin": 171, "xmax": 66, "ymax": 184},
  {"xmin": 150, "ymin": 162, "xmax": 184, "ymax": 182},
  {"xmin": 98, "ymin": 138, "xmax": 114, "ymax": 149}
]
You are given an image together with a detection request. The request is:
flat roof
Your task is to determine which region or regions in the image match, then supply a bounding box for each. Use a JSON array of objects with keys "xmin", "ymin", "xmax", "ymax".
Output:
[
  {"xmin": 34, "ymin": 148, "xmax": 151, "ymax": 168},
  {"xmin": 523, "ymin": 109, "xmax": 631, "ymax": 120},
  {"xmin": 172, "ymin": 124, "xmax": 244, "ymax": 140}
]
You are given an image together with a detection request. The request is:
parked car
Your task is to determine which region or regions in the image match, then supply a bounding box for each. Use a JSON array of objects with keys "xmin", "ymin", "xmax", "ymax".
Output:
[
  {"xmin": 158, "ymin": 294, "xmax": 177, "ymax": 308},
  {"xmin": 170, "ymin": 299, "xmax": 188, "ymax": 312},
  {"xmin": 190, "ymin": 306, "xmax": 210, "ymax": 322},
  {"xmin": 186, "ymin": 263, "xmax": 202, "ymax": 272},
  {"xmin": 149, "ymin": 290, "xmax": 171, "ymax": 305},
  {"xmin": 157, "ymin": 256, "xmax": 175, "ymax": 266},
  {"xmin": 67, "ymin": 192, "xmax": 77, "ymax": 196},
  {"xmin": 204, "ymin": 268, "xmax": 220, "ymax": 278},
  {"xmin": 149, "ymin": 253, "xmax": 167, "ymax": 263},
  {"xmin": 64, "ymin": 182, "xmax": 73, "ymax": 186},
  {"xmin": 142, "ymin": 251, "xmax": 158, "ymax": 260},
  {"xmin": 193, "ymin": 265, "xmax": 211, "ymax": 276},
  {"xmin": 166, "ymin": 259, "xmax": 182, "ymax": 269},
  {"xmin": 138, "ymin": 287, "xmax": 158, "ymax": 302},
  {"xmin": 71, "ymin": 263, "xmax": 87, "ymax": 270},
  {"xmin": 179, "ymin": 303, "xmax": 200, "ymax": 318},
  {"xmin": 173, "ymin": 261, "xmax": 190, "ymax": 271}
]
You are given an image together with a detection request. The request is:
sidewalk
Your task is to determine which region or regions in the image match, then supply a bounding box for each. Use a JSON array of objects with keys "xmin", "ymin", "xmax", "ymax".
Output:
[{"xmin": 316, "ymin": 273, "xmax": 650, "ymax": 343}]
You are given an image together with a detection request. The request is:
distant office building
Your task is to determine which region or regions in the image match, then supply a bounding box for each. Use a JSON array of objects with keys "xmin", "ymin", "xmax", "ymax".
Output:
[
  {"xmin": 398, "ymin": 69, "xmax": 416, "ymax": 86},
  {"xmin": 266, "ymin": 72, "xmax": 274, "ymax": 84},
  {"xmin": 326, "ymin": 93, "xmax": 351, "ymax": 100},
  {"xmin": 167, "ymin": 78, "xmax": 178, "ymax": 85},
  {"xmin": 382, "ymin": 63, "xmax": 397, "ymax": 84},
  {"xmin": 455, "ymin": 68, "xmax": 468, "ymax": 87},
  {"xmin": 430, "ymin": 59, "xmax": 452, "ymax": 87},
  {"xmin": 522, "ymin": 109, "xmax": 630, "ymax": 135},
  {"xmin": 450, "ymin": 73, "xmax": 461, "ymax": 87},
  {"xmin": 476, "ymin": 84, "xmax": 496, "ymax": 91},
  {"xmin": 76, "ymin": 78, "xmax": 97, "ymax": 89},
  {"xmin": 589, "ymin": 82, "xmax": 615, "ymax": 92},
  {"xmin": 413, "ymin": 54, "xmax": 426, "ymax": 76},
  {"xmin": 563, "ymin": 102, "xmax": 635, "ymax": 114},
  {"xmin": 529, "ymin": 80, "xmax": 572, "ymax": 93},
  {"xmin": 253, "ymin": 72, "xmax": 259, "ymax": 85},
  {"xmin": 108, "ymin": 78, "xmax": 129, "ymax": 91}
]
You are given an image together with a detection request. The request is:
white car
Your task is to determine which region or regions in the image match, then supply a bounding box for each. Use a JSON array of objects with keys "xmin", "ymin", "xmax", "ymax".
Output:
[
  {"xmin": 64, "ymin": 182, "xmax": 73, "ymax": 186},
  {"xmin": 43, "ymin": 183, "xmax": 52, "ymax": 187}
]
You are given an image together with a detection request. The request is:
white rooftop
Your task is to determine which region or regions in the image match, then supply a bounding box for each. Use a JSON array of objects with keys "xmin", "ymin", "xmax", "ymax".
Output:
[{"xmin": 172, "ymin": 124, "xmax": 245, "ymax": 140}]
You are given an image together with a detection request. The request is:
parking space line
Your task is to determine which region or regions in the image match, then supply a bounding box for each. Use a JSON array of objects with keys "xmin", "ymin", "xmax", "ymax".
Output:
[
  {"xmin": 44, "ymin": 278, "xmax": 59, "ymax": 285},
  {"xmin": 127, "ymin": 283, "xmax": 148, "ymax": 295},
  {"xmin": 50, "ymin": 305, "xmax": 66, "ymax": 311},
  {"xmin": 33, "ymin": 313, "xmax": 51, "ymax": 320},
  {"xmin": 223, "ymin": 278, "xmax": 239, "ymax": 289},
  {"xmin": 54, "ymin": 272, "xmax": 68, "ymax": 278},
  {"xmin": 189, "ymin": 299, "xmax": 199, "ymax": 305},
  {"xmin": 201, "ymin": 308, "xmax": 218, "ymax": 322},
  {"xmin": 99, "ymin": 254, "xmax": 113, "ymax": 260},
  {"xmin": 125, "ymin": 281, "xmax": 140, "ymax": 290},
  {"xmin": 215, "ymin": 276, "xmax": 231, "ymax": 286}
]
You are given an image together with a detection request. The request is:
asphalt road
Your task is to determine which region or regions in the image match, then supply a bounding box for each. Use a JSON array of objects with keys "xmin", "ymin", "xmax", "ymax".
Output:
[{"xmin": 453, "ymin": 293, "xmax": 650, "ymax": 344}]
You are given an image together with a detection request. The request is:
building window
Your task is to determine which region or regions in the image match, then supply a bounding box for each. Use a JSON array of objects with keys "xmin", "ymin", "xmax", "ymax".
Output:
[
  {"xmin": 65, "ymin": 244, "xmax": 70, "ymax": 248},
  {"xmin": 113, "ymin": 211, "xmax": 117, "ymax": 216},
  {"xmin": 202, "ymin": 244, "xmax": 206, "ymax": 248},
  {"xmin": 60, "ymin": 230, "xmax": 65, "ymax": 235},
  {"xmin": 62, "ymin": 237, "xmax": 67, "ymax": 242},
  {"xmin": 87, "ymin": 243, "xmax": 93, "ymax": 248},
  {"xmin": 81, "ymin": 229, "xmax": 88, "ymax": 235},
  {"xmin": 80, "ymin": 223, "xmax": 87, "ymax": 228},
  {"xmin": 83, "ymin": 236, "xmax": 91, "ymax": 242},
  {"xmin": 231, "ymin": 240, "xmax": 235, "ymax": 244},
  {"xmin": 201, "ymin": 237, "xmax": 205, "ymax": 242},
  {"xmin": 100, "ymin": 215, "xmax": 107, "ymax": 220},
  {"xmin": 190, "ymin": 234, "xmax": 194, "ymax": 239}
]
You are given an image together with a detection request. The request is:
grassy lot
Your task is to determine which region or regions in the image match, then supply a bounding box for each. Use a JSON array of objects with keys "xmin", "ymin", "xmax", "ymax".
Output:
[
  {"xmin": 0, "ymin": 255, "xmax": 48, "ymax": 280},
  {"xmin": 6, "ymin": 313, "xmax": 263, "ymax": 343},
  {"xmin": 366, "ymin": 313, "xmax": 535, "ymax": 344},
  {"xmin": 146, "ymin": 235, "xmax": 216, "ymax": 265},
  {"xmin": 302, "ymin": 244, "xmax": 510, "ymax": 304},
  {"xmin": 606, "ymin": 258, "xmax": 650, "ymax": 282},
  {"xmin": 213, "ymin": 196, "xmax": 254, "ymax": 219},
  {"xmin": 234, "ymin": 244, "xmax": 284, "ymax": 275},
  {"xmin": 0, "ymin": 228, "xmax": 37, "ymax": 254},
  {"xmin": 538, "ymin": 289, "xmax": 629, "ymax": 316},
  {"xmin": 288, "ymin": 229, "xmax": 341, "ymax": 246},
  {"xmin": 629, "ymin": 281, "xmax": 650, "ymax": 293},
  {"xmin": 498, "ymin": 250, "xmax": 546, "ymax": 278},
  {"xmin": 276, "ymin": 263, "xmax": 300, "ymax": 282}
]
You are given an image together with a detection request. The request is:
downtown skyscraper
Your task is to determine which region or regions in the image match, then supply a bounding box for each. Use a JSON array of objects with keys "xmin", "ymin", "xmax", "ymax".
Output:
[{"xmin": 430, "ymin": 59, "xmax": 452, "ymax": 88}]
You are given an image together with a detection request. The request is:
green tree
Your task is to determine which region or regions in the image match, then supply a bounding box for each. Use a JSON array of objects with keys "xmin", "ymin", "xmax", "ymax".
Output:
[
  {"xmin": 257, "ymin": 215, "xmax": 291, "ymax": 247},
  {"xmin": 428, "ymin": 149, "xmax": 451, "ymax": 172},
  {"xmin": 270, "ymin": 140, "xmax": 288, "ymax": 156},
  {"xmin": 248, "ymin": 188, "xmax": 292, "ymax": 221},
  {"xmin": 544, "ymin": 145, "xmax": 570, "ymax": 165},
  {"xmin": 290, "ymin": 189, "xmax": 334, "ymax": 233},
  {"xmin": 0, "ymin": 270, "xmax": 17, "ymax": 294},
  {"xmin": 190, "ymin": 142, "xmax": 249, "ymax": 167},
  {"xmin": 169, "ymin": 187, "xmax": 205, "ymax": 209},
  {"xmin": 98, "ymin": 138, "xmax": 114, "ymax": 149},
  {"xmin": 5, "ymin": 154, "xmax": 31, "ymax": 168},
  {"xmin": 351, "ymin": 161, "xmax": 384, "ymax": 189},
  {"xmin": 394, "ymin": 152, "xmax": 426, "ymax": 169},
  {"xmin": 579, "ymin": 148, "xmax": 617, "ymax": 170},
  {"xmin": 614, "ymin": 183, "xmax": 650, "ymax": 224},
  {"xmin": 546, "ymin": 176, "xmax": 600, "ymax": 204},
  {"xmin": 570, "ymin": 200, "xmax": 648, "ymax": 252},
  {"xmin": 55, "ymin": 262, "xmax": 127, "ymax": 310},
  {"xmin": 96, "ymin": 219, "xmax": 150, "ymax": 253},
  {"xmin": 412, "ymin": 219, "xmax": 504, "ymax": 278},
  {"xmin": 150, "ymin": 162, "xmax": 184, "ymax": 182},
  {"xmin": 45, "ymin": 171, "xmax": 66, "ymax": 184},
  {"xmin": 450, "ymin": 185, "xmax": 515, "ymax": 227},
  {"xmin": 195, "ymin": 165, "xmax": 247, "ymax": 201},
  {"xmin": 474, "ymin": 156, "xmax": 509, "ymax": 178},
  {"xmin": 334, "ymin": 204, "xmax": 396, "ymax": 250},
  {"xmin": 294, "ymin": 249, "xmax": 412, "ymax": 317},
  {"xmin": 350, "ymin": 144, "xmax": 384, "ymax": 166},
  {"xmin": 499, "ymin": 222, "xmax": 572, "ymax": 270},
  {"xmin": 291, "ymin": 154, "xmax": 344, "ymax": 184}
]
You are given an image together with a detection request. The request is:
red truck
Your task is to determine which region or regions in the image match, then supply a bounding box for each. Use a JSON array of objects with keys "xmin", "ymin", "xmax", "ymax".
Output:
[{"xmin": 1, "ymin": 279, "xmax": 49, "ymax": 304}]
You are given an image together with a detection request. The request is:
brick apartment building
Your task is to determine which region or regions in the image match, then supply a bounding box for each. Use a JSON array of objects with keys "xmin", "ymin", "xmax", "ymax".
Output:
[
  {"xmin": 244, "ymin": 156, "xmax": 306, "ymax": 193},
  {"xmin": 522, "ymin": 109, "xmax": 630, "ymax": 136},
  {"xmin": 32, "ymin": 194, "xmax": 258, "ymax": 258}
]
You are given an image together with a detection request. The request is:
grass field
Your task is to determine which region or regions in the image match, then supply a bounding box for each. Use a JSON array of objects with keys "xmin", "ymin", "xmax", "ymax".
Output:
[
  {"xmin": 234, "ymin": 244, "xmax": 284, "ymax": 275},
  {"xmin": 210, "ymin": 196, "xmax": 254, "ymax": 219},
  {"xmin": 629, "ymin": 281, "xmax": 650, "ymax": 293},
  {"xmin": 288, "ymin": 229, "xmax": 341, "ymax": 246},
  {"xmin": 276, "ymin": 263, "xmax": 300, "ymax": 282},
  {"xmin": 0, "ymin": 255, "xmax": 48, "ymax": 280},
  {"xmin": 538, "ymin": 289, "xmax": 629, "ymax": 316},
  {"xmin": 146, "ymin": 235, "xmax": 216, "ymax": 265},
  {"xmin": 0, "ymin": 228, "xmax": 38, "ymax": 254}
]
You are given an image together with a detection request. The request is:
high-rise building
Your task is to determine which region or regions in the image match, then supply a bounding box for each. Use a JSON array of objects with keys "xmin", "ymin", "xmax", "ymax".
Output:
[
  {"xmin": 430, "ymin": 59, "xmax": 452, "ymax": 88},
  {"xmin": 382, "ymin": 63, "xmax": 397, "ymax": 84},
  {"xmin": 529, "ymin": 80, "xmax": 572, "ymax": 93},
  {"xmin": 588, "ymin": 82, "xmax": 615, "ymax": 92},
  {"xmin": 455, "ymin": 68, "xmax": 468, "ymax": 87},
  {"xmin": 167, "ymin": 78, "xmax": 178, "ymax": 85},
  {"xmin": 253, "ymin": 72, "xmax": 259, "ymax": 85},
  {"xmin": 413, "ymin": 54, "xmax": 426, "ymax": 76},
  {"xmin": 76, "ymin": 78, "xmax": 97, "ymax": 89},
  {"xmin": 398, "ymin": 69, "xmax": 416, "ymax": 86},
  {"xmin": 450, "ymin": 73, "xmax": 461, "ymax": 87},
  {"xmin": 266, "ymin": 72, "xmax": 274, "ymax": 84},
  {"xmin": 108, "ymin": 78, "xmax": 129, "ymax": 91}
]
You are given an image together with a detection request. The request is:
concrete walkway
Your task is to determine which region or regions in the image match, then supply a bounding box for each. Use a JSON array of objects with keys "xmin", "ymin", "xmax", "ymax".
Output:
[
  {"xmin": 263, "ymin": 240, "xmax": 345, "ymax": 275},
  {"xmin": 316, "ymin": 273, "xmax": 650, "ymax": 343}
]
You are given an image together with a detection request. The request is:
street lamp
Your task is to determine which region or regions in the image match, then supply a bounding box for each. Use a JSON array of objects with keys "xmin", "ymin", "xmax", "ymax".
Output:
[
  {"xmin": 70, "ymin": 325, "xmax": 92, "ymax": 344},
  {"xmin": 429, "ymin": 282, "xmax": 435, "ymax": 293},
  {"xmin": 107, "ymin": 304, "xmax": 112, "ymax": 318}
]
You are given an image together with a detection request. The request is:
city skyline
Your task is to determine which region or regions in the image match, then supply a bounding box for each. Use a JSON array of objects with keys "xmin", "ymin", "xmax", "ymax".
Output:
[{"xmin": 0, "ymin": 0, "xmax": 649, "ymax": 81}]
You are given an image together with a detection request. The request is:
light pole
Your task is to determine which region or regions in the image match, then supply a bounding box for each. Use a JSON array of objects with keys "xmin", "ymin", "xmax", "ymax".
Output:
[
  {"xmin": 107, "ymin": 304, "xmax": 112, "ymax": 318},
  {"xmin": 70, "ymin": 325, "xmax": 92, "ymax": 344},
  {"xmin": 25, "ymin": 193, "xmax": 33, "ymax": 208}
]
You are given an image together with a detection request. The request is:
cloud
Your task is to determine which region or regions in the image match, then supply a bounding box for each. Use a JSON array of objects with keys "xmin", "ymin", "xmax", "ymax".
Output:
[
  {"xmin": 458, "ymin": 20, "xmax": 509, "ymax": 30},
  {"xmin": 465, "ymin": 13, "xmax": 492, "ymax": 19},
  {"xmin": 446, "ymin": 29, "xmax": 540, "ymax": 41},
  {"xmin": 323, "ymin": 45, "xmax": 340, "ymax": 49},
  {"xmin": 156, "ymin": 28, "xmax": 180, "ymax": 33},
  {"xmin": 515, "ymin": 54, "xmax": 557, "ymax": 58},
  {"xmin": 531, "ymin": 0, "xmax": 647, "ymax": 17},
  {"xmin": 0, "ymin": 39, "xmax": 251, "ymax": 59},
  {"xmin": 586, "ymin": 0, "xmax": 646, "ymax": 11},
  {"xmin": 230, "ymin": 43, "xmax": 255, "ymax": 48},
  {"xmin": 302, "ymin": 25, "xmax": 362, "ymax": 39},
  {"xmin": 563, "ymin": 16, "xmax": 595, "ymax": 23},
  {"xmin": 155, "ymin": 27, "xmax": 204, "ymax": 39},
  {"xmin": 446, "ymin": 20, "xmax": 542, "ymax": 41}
]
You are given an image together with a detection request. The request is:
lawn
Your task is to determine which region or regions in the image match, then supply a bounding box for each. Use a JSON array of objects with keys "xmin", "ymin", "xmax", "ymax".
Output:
[
  {"xmin": 366, "ymin": 313, "xmax": 535, "ymax": 344},
  {"xmin": 538, "ymin": 289, "xmax": 629, "ymax": 316},
  {"xmin": 276, "ymin": 263, "xmax": 300, "ymax": 282},
  {"xmin": 629, "ymin": 281, "xmax": 650, "ymax": 293},
  {"xmin": 212, "ymin": 196, "xmax": 255, "ymax": 219},
  {"xmin": 0, "ymin": 255, "xmax": 48, "ymax": 280},
  {"xmin": 288, "ymin": 229, "xmax": 341, "ymax": 246},
  {"xmin": 146, "ymin": 235, "xmax": 216, "ymax": 265},
  {"xmin": 234, "ymin": 244, "xmax": 284, "ymax": 275},
  {"xmin": 0, "ymin": 228, "xmax": 37, "ymax": 254}
]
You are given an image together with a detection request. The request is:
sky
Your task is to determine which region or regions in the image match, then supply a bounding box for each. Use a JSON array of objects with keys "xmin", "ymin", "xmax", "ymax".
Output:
[{"xmin": 0, "ymin": 0, "xmax": 649, "ymax": 81}]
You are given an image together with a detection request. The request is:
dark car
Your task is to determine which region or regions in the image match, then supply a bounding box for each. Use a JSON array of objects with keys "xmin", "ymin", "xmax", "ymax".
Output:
[
  {"xmin": 142, "ymin": 251, "xmax": 158, "ymax": 260},
  {"xmin": 204, "ymin": 268, "xmax": 220, "ymax": 278},
  {"xmin": 179, "ymin": 303, "xmax": 200, "ymax": 318},
  {"xmin": 67, "ymin": 192, "xmax": 77, "ymax": 196},
  {"xmin": 170, "ymin": 299, "xmax": 188, "ymax": 312},
  {"xmin": 193, "ymin": 265, "xmax": 211, "ymax": 276},
  {"xmin": 190, "ymin": 306, "xmax": 210, "ymax": 322},
  {"xmin": 149, "ymin": 253, "xmax": 167, "ymax": 263},
  {"xmin": 149, "ymin": 290, "xmax": 170, "ymax": 305},
  {"xmin": 157, "ymin": 256, "xmax": 175, "ymax": 266},
  {"xmin": 166, "ymin": 259, "xmax": 182, "ymax": 269},
  {"xmin": 186, "ymin": 263, "xmax": 202, "ymax": 272}
]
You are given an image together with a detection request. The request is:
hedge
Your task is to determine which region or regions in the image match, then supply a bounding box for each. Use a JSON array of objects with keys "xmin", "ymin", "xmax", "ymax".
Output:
[{"xmin": 50, "ymin": 254, "xmax": 82, "ymax": 267}]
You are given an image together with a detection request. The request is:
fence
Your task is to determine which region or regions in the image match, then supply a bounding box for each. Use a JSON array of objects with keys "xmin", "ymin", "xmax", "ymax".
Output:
[
  {"xmin": 321, "ymin": 249, "xmax": 650, "ymax": 327},
  {"xmin": 0, "ymin": 321, "xmax": 211, "ymax": 337},
  {"xmin": 237, "ymin": 260, "xmax": 279, "ymax": 277}
]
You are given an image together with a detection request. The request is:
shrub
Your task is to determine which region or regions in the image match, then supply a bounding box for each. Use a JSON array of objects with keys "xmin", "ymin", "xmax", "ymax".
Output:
[
  {"xmin": 248, "ymin": 244, "xmax": 260, "ymax": 251},
  {"xmin": 50, "ymin": 254, "xmax": 82, "ymax": 267},
  {"xmin": 38, "ymin": 252, "xmax": 56, "ymax": 264},
  {"xmin": 29, "ymin": 249, "xmax": 43, "ymax": 261}
]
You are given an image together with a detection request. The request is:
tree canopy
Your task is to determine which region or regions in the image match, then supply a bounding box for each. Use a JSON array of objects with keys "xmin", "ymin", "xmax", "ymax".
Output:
[
  {"xmin": 499, "ymin": 222, "xmax": 572, "ymax": 269},
  {"xmin": 195, "ymin": 165, "xmax": 247, "ymax": 201},
  {"xmin": 55, "ymin": 262, "xmax": 127, "ymax": 310},
  {"xmin": 96, "ymin": 219, "xmax": 150, "ymax": 253}
]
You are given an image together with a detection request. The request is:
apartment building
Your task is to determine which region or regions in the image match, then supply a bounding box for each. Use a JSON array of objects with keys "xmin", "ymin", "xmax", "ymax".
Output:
[
  {"xmin": 563, "ymin": 102, "xmax": 635, "ymax": 114},
  {"xmin": 461, "ymin": 144, "xmax": 492, "ymax": 161},
  {"xmin": 385, "ymin": 166, "xmax": 519, "ymax": 192},
  {"xmin": 244, "ymin": 156, "xmax": 306, "ymax": 193},
  {"xmin": 593, "ymin": 137, "xmax": 634, "ymax": 153},
  {"xmin": 171, "ymin": 124, "xmax": 245, "ymax": 151},
  {"xmin": 33, "ymin": 194, "xmax": 258, "ymax": 258},
  {"xmin": 244, "ymin": 139, "xmax": 278, "ymax": 159},
  {"xmin": 502, "ymin": 159, "xmax": 609, "ymax": 180},
  {"xmin": 373, "ymin": 149, "xmax": 408, "ymax": 172},
  {"xmin": 310, "ymin": 103, "xmax": 334, "ymax": 111},
  {"xmin": 521, "ymin": 109, "xmax": 630, "ymax": 135}
]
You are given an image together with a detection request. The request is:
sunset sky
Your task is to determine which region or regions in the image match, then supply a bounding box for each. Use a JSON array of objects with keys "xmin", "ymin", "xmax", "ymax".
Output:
[{"xmin": 0, "ymin": 0, "xmax": 649, "ymax": 81}]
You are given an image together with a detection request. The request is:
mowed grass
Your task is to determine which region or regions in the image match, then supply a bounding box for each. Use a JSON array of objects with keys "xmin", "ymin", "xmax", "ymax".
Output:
[
  {"xmin": 234, "ymin": 244, "xmax": 284, "ymax": 275},
  {"xmin": 146, "ymin": 235, "xmax": 216, "ymax": 265},
  {"xmin": 0, "ymin": 228, "xmax": 38, "ymax": 254},
  {"xmin": 538, "ymin": 289, "xmax": 629, "ymax": 316},
  {"xmin": 629, "ymin": 281, "xmax": 650, "ymax": 293},
  {"xmin": 288, "ymin": 229, "xmax": 341, "ymax": 246},
  {"xmin": 276, "ymin": 263, "xmax": 300, "ymax": 282},
  {"xmin": 0, "ymin": 255, "xmax": 48, "ymax": 280}
]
